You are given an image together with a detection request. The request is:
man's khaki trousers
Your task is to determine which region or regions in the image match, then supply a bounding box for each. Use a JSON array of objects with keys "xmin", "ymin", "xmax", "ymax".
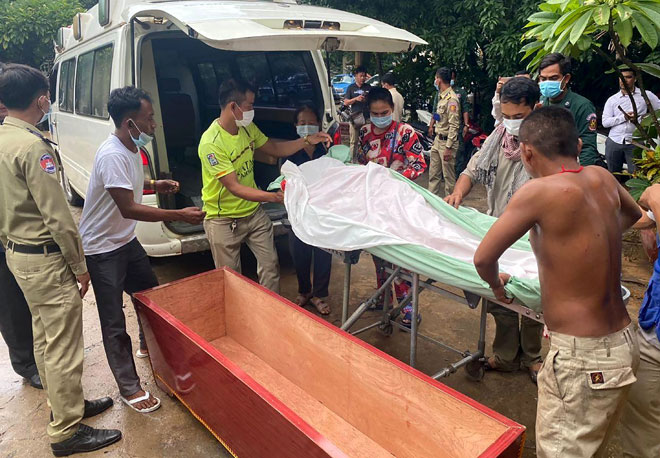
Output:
[
  {"xmin": 620, "ymin": 327, "xmax": 660, "ymax": 458},
  {"xmin": 536, "ymin": 323, "xmax": 639, "ymax": 458},
  {"xmin": 204, "ymin": 206, "xmax": 280, "ymax": 294},
  {"xmin": 428, "ymin": 135, "xmax": 457, "ymax": 197},
  {"xmin": 5, "ymin": 249, "xmax": 85, "ymax": 443}
]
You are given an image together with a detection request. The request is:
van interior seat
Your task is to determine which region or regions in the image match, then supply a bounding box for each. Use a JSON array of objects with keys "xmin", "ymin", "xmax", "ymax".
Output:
[{"xmin": 158, "ymin": 77, "xmax": 197, "ymax": 156}]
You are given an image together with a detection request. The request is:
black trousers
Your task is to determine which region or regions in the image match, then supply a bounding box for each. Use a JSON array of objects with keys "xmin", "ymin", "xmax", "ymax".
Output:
[
  {"xmin": 86, "ymin": 238, "xmax": 158, "ymax": 397},
  {"xmin": 605, "ymin": 137, "xmax": 636, "ymax": 183},
  {"xmin": 0, "ymin": 251, "xmax": 38, "ymax": 379},
  {"xmin": 289, "ymin": 232, "xmax": 332, "ymax": 298}
]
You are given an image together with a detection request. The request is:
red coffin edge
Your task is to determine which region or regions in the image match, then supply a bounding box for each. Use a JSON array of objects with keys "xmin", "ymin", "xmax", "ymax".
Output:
[{"xmin": 134, "ymin": 267, "xmax": 526, "ymax": 458}]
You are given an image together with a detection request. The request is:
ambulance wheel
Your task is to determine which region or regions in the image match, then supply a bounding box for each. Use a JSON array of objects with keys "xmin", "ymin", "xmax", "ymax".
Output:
[
  {"xmin": 378, "ymin": 322, "xmax": 393, "ymax": 336},
  {"xmin": 465, "ymin": 360, "xmax": 485, "ymax": 381}
]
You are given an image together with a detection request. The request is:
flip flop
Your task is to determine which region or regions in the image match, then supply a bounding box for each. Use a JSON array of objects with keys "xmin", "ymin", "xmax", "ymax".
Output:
[
  {"xmin": 528, "ymin": 363, "xmax": 542, "ymax": 384},
  {"xmin": 120, "ymin": 391, "xmax": 161, "ymax": 413},
  {"xmin": 310, "ymin": 297, "xmax": 331, "ymax": 316},
  {"xmin": 401, "ymin": 305, "xmax": 422, "ymax": 328},
  {"xmin": 483, "ymin": 357, "xmax": 498, "ymax": 371},
  {"xmin": 295, "ymin": 293, "xmax": 312, "ymax": 307},
  {"xmin": 135, "ymin": 349, "xmax": 149, "ymax": 359}
]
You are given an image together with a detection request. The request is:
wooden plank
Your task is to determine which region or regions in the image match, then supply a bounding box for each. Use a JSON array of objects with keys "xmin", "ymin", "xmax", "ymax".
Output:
[
  {"xmin": 142, "ymin": 269, "xmax": 226, "ymax": 342},
  {"xmin": 210, "ymin": 336, "xmax": 394, "ymax": 458},
  {"xmin": 223, "ymin": 270, "xmax": 515, "ymax": 458}
]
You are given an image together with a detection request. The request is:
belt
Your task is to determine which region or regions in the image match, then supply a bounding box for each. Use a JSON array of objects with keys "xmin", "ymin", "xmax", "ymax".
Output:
[
  {"xmin": 6, "ymin": 241, "xmax": 61, "ymax": 254},
  {"xmin": 436, "ymin": 134, "xmax": 448, "ymax": 140}
]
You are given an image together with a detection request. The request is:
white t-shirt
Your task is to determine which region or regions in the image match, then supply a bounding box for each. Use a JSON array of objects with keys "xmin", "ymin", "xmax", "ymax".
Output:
[{"xmin": 79, "ymin": 134, "xmax": 144, "ymax": 255}]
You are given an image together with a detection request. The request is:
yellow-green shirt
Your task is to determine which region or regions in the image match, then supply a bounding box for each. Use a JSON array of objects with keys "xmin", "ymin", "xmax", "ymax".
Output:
[{"xmin": 199, "ymin": 120, "xmax": 268, "ymax": 219}]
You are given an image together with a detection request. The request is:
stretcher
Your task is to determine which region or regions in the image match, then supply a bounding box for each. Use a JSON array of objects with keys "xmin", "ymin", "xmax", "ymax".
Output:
[
  {"xmin": 134, "ymin": 268, "xmax": 526, "ymax": 457},
  {"xmin": 281, "ymin": 155, "xmax": 630, "ymax": 379}
]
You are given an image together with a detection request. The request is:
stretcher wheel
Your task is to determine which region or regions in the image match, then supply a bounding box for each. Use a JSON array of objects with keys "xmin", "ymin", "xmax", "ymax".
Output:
[
  {"xmin": 465, "ymin": 360, "xmax": 485, "ymax": 381},
  {"xmin": 378, "ymin": 322, "xmax": 394, "ymax": 336}
]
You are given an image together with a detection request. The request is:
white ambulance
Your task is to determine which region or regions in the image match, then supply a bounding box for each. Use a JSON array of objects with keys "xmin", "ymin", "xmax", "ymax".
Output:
[{"xmin": 49, "ymin": 0, "xmax": 425, "ymax": 256}]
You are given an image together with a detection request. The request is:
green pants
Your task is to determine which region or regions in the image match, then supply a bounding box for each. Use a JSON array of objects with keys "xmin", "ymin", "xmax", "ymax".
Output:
[
  {"xmin": 5, "ymin": 249, "xmax": 84, "ymax": 443},
  {"xmin": 488, "ymin": 301, "xmax": 544, "ymax": 371}
]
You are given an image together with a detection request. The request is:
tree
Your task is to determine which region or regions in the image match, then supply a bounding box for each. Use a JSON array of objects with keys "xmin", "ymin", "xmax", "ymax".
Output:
[
  {"xmin": 521, "ymin": 0, "xmax": 660, "ymax": 197},
  {"xmin": 305, "ymin": 0, "xmax": 540, "ymax": 126},
  {"xmin": 0, "ymin": 0, "xmax": 84, "ymax": 69}
]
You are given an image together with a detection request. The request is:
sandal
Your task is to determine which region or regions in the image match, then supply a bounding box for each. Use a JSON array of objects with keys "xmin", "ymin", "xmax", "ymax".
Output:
[
  {"xmin": 310, "ymin": 297, "xmax": 331, "ymax": 316},
  {"xmin": 483, "ymin": 356, "xmax": 498, "ymax": 371},
  {"xmin": 295, "ymin": 293, "xmax": 313, "ymax": 307},
  {"xmin": 527, "ymin": 362, "xmax": 543, "ymax": 385},
  {"xmin": 401, "ymin": 305, "xmax": 422, "ymax": 328},
  {"xmin": 135, "ymin": 348, "xmax": 149, "ymax": 359},
  {"xmin": 120, "ymin": 391, "xmax": 161, "ymax": 413}
]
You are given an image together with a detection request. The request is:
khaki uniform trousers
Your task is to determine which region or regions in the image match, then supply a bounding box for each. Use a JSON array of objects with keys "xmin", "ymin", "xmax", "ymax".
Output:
[
  {"xmin": 5, "ymin": 249, "xmax": 84, "ymax": 443},
  {"xmin": 488, "ymin": 301, "xmax": 544, "ymax": 371},
  {"xmin": 536, "ymin": 323, "xmax": 640, "ymax": 458},
  {"xmin": 428, "ymin": 135, "xmax": 457, "ymax": 197},
  {"xmin": 204, "ymin": 206, "xmax": 280, "ymax": 294},
  {"xmin": 620, "ymin": 327, "xmax": 660, "ymax": 458},
  {"xmin": 349, "ymin": 122, "xmax": 362, "ymax": 162}
]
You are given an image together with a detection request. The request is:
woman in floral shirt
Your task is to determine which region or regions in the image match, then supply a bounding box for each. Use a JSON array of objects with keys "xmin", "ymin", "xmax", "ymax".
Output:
[{"xmin": 357, "ymin": 87, "xmax": 427, "ymax": 326}]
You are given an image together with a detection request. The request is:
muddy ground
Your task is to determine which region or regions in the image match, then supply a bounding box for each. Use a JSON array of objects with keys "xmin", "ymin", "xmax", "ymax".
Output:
[{"xmin": 0, "ymin": 176, "xmax": 652, "ymax": 457}]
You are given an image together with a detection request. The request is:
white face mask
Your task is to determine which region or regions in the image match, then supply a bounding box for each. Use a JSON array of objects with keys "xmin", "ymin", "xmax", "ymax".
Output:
[
  {"xmin": 296, "ymin": 124, "xmax": 320, "ymax": 137},
  {"xmin": 502, "ymin": 118, "xmax": 523, "ymax": 137},
  {"xmin": 233, "ymin": 105, "xmax": 254, "ymax": 127},
  {"xmin": 38, "ymin": 96, "xmax": 51, "ymax": 124}
]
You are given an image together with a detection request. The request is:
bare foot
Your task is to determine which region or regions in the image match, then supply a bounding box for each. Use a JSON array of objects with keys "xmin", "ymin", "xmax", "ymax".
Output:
[{"xmin": 125, "ymin": 389, "xmax": 159, "ymax": 411}]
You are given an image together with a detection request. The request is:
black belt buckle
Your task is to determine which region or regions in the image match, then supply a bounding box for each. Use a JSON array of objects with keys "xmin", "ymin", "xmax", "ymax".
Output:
[{"xmin": 7, "ymin": 241, "xmax": 61, "ymax": 254}]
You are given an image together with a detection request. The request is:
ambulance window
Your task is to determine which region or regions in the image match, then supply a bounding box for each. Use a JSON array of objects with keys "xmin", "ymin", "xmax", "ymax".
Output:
[
  {"xmin": 75, "ymin": 44, "xmax": 113, "ymax": 118},
  {"xmin": 58, "ymin": 59, "xmax": 76, "ymax": 113},
  {"xmin": 75, "ymin": 52, "xmax": 94, "ymax": 115},
  {"xmin": 91, "ymin": 45, "xmax": 113, "ymax": 117}
]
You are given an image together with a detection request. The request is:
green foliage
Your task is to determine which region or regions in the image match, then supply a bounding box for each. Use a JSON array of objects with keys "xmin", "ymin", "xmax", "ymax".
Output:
[
  {"xmin": 0, "ymin": 0, "xmax": 84, "ymax": 68},
  {"xmin": 522, "ymin": 0, "xmax": 660, "ymax": 75},
  {"xmin": 523, "ymin": 0, "xmax": 660, "ymax": 198},
  {"xmin": 305, "ymin": 0, "xmax": 540, "ymax": 126}
]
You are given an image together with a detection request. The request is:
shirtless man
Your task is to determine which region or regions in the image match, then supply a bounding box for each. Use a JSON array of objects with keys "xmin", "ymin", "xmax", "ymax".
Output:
[{"xmin": 474, "ymin": 106, "xmax": 641, "ymax": 458}]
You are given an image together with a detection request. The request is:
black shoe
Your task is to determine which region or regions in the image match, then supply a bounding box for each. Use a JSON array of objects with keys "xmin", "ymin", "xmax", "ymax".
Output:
[
  {"xmin": 25, "ymin": 373, "xmax": 43, "ymax": 389},
  {"xmin": 50, "ymin": 397, "xmax": 114, "ymax": 422},
  {"xmin": 51, "ymin": 424, "xmax": 121, "ymax": 457}
]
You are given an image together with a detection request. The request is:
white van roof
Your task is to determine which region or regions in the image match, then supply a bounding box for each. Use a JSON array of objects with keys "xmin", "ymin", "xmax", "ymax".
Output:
[{"xmin": 60, "ymin": 0, "xmax": 426, "ymax": 53}]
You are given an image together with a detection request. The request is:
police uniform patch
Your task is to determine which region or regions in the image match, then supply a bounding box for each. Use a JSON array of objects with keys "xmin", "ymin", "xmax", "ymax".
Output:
[
  {"xmin": 587, "ymin": 113, "xmax": 598, "ymax": 132},
  {"xmin": 207, "ymin": 153, "xmax": 219, "ymax": 166},
  {"xmin": 39, "ymin": 153, "xmax": 56, "ymax": 174},
  {"xmin": 590, "ymin": 371, "xmax": 604, "ymax": 384},
  {"xmin": 449, "ymin": 102, "xmax": 458, "ymax": 113}
]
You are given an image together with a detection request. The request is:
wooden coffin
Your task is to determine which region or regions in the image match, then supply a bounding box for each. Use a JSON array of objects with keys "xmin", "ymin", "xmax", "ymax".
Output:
[{"xmin": 134, "ymin": 268, "xmax": 525, "ymax": 458}]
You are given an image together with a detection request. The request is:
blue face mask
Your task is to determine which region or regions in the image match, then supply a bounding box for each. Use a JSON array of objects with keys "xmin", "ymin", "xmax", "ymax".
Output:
[
  {"xmin": 38, "ymin": 96, "xmax": 50, "ymax": 124},
  {"xmin": 371, "ymin": 114, "xmax": 393, "ymax": 129},
  {"xmin": 539, "ymin": 76, "xmax": 565, "ymax": 99},
  {"xmin": 434, "ymin": 81, "xmax": 439, "ymax": 91},
  {"xmin": 129, "ymin": 119, "xmax": 153, "ymax": 149}
]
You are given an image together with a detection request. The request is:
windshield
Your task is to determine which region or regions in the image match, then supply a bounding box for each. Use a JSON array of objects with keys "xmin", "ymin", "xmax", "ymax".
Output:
[{"xmin": 332, "ymin": 75, "xmax": 352, "ymax": 84}]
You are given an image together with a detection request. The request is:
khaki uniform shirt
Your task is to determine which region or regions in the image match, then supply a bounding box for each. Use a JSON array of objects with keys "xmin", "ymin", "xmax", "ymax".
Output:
[
  {"xmin": 389, "ymin": 87, "xmax": 405, "ymax": 122},
  {"xmin": 0, "ymin": 117, "xmax": 86, "ymax": 275},
  {"xmin": 434, "ymin": 87, "xmax": 461, "ymax": 149},
  {"xmin": 462, "ymin": 144, "xmax": 530, "ymax": 217}
]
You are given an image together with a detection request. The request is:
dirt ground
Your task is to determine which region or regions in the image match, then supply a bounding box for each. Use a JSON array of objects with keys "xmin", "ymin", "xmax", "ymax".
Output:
[{"xmin": 0, "ymin": 176, "xmax": 652, "ymax": 457}]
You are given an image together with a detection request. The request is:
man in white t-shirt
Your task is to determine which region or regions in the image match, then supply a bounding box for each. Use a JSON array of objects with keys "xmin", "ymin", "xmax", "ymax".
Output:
[
  {"xmin": 79, "ymin": 86, "xmax": 205, "ymax": 413},
  {"xmin": 381, "ymin": 72, "xmax": 404, "ymax": 122}
]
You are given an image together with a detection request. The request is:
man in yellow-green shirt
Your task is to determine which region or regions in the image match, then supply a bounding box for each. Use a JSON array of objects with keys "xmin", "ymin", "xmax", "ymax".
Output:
[{"xmin": 199, "ymin": 79, "xmax": 331, "ymax": 293}]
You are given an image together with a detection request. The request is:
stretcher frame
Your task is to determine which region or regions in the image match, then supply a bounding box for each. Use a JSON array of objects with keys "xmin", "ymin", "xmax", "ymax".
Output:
[
  {"xmin": 329, "ymin": 249, "xmax": 631, "ymax": 380},
  {"xmin": 327, "ymin": 249, "xmax": 545, "ymax": 381}
]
